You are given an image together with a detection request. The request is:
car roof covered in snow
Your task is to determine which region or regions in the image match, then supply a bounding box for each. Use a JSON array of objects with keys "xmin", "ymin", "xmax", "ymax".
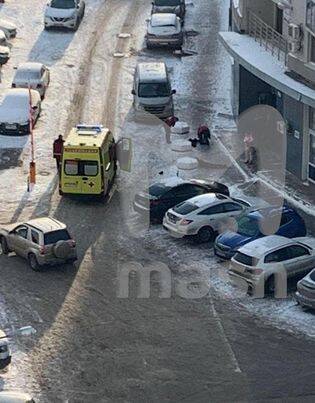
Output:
[
  {"xmin": 151, "ymin": 13, "xmax": 177, "ymax": 26},
  {"xmin": 16, "ymin": 62, "xmax": 44, "ymax": 73},
  {"xmin": 186, "ymin": 193, "xmax": 229, "ymax": 208},
  {"xmin": 26, "ymin": 217, "xmax": 66, "ymax": 233},
  {"xmin": 238, "ymin": 235, "xmax": 294, "ymax": 258},
  {"xmin": 137, "ymin": 62, "xmax": 167, "ymax": 82}
]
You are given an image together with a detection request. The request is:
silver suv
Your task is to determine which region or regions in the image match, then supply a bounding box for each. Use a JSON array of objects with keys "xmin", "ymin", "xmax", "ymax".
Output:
[{"xmin": 0, "ymin": 217, "xmax": 77, "ymax": 271}]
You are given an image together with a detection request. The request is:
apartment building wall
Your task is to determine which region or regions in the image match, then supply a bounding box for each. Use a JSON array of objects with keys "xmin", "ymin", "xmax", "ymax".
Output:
[{"xmin": 287, "ymin": 0, "xmax": 315, "ymax": 84}]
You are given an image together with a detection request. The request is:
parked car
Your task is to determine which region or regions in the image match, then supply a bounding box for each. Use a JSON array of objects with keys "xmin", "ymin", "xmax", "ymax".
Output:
[
  {"xmin": 146, "ymin": 13, "xmax": 183, "ymax": 49},
  {"xmin": 295, "ymin": 268, "xmax": 315, "ymax": 309},
  {"xmin": 12, "ymin": 62, "xmax": 50, "ymax": 99},
  {"xmin": 134, "ymin": 178, "xmax": 229, "ymax": 223},
  {"xmin": 214, "ymin": 206, "xmax": 306, "ymax": 260},
  {"xmin": 0, "ymin": 329, "xmax": 11, "ymax": 370},
  {"xmin": 229, "ymin": 235, "xmax": 315, "ymax": 296},
  {"xmin": 0, "ymin": 29, "xmax": 11, "ymax": 65},
  {"xmin": 0, "ymin": 89, "xmax": 41, "ymax": 135},
  {"xmin": 163, "ymin": 193, "xmax": 251, "ymax": 243},
  {"xmin": 151, "ymin": 0, "xmax": 186, "ymax": 20},
  {"xmin": 44, "ymin": 0, "xmax": 85, "ymax": 31},
  {"xmin": 0, "ymin": 392, "xmax": 35, "ymax": 403},
  {"xmin": 0, "ymin": 19, "xmax": 17, "ymax": 39},
  {"xmin": 0, "ymin": 217, "xmax": 77, "ymax": 271}
]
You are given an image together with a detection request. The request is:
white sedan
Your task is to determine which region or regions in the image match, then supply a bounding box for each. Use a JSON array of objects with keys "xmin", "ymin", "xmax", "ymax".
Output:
[
  {"xmin": 229, "ymin": 235, "xmax": 315, "ymax": 297},
  {"xmin": 12, "ymin": 62, "xmax": 50, "ymax": 99},
  {"xmin": 0, "ymin": 89, "xmax": 41, "ymax": 136},
  {"xmin": 146, "ymin": 13, "xmax": 183, "ymax": 49},
  {"xmin": 163, "ymin": 193, "xmax": 251, "ymax": 243}
]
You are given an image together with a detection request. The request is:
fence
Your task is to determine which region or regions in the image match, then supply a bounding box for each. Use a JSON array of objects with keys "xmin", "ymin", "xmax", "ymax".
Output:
[{"xmin": 248, "ymin": 10, "xmax": 288, "ymax": 64}]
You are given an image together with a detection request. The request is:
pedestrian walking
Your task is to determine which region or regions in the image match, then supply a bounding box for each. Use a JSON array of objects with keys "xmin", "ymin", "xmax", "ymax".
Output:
[
  {"xmin": 53, "ymin": 135, "xmax": 64, "ymax": 170},
  {"xmin": 164, "ymin": 116, "xmax": 179, "ymax": 144},
  {"xmin": 244, "ymin": 133, "xmax": 258, "ymax": 173}
]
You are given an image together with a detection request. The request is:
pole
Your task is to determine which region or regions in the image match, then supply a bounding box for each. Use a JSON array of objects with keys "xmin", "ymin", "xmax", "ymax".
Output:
[{"xmin": 28, "ymin": 80, "xmax": 36, "ymax": 188}]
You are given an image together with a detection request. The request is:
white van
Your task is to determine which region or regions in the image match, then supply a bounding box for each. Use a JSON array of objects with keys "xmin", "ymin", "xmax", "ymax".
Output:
[{"xmin": 132, "ymin": 62, "xmax": 176, "ymax": 119}]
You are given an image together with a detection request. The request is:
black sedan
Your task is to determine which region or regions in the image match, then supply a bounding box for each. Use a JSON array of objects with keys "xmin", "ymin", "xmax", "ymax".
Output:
[{"xmin": 133, "ymin": 179, "xmax": 229, "ymax": 223}]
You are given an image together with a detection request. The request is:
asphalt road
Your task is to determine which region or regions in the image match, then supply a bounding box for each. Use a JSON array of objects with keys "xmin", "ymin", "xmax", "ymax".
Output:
[{"xmin": 0, "ymin": 0, "xmax": 315, "ymax": 402}]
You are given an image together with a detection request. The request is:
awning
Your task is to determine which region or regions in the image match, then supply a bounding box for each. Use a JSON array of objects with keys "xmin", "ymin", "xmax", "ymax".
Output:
[{"xmin": 219, "ymin": 31, "xmax": 315, "ymax": 108}]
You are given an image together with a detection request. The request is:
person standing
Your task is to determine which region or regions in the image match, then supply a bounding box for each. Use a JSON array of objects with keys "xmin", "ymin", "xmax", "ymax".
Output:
[
  {"xmin": 197, "ymin": 125, "xmax": 211, "ymax": 145},
  {"xmin": 53, "ymin": 135, "xmax": 64, "ymax": 170}
]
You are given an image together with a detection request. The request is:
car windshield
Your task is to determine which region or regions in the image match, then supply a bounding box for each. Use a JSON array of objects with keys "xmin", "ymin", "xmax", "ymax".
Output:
[
  {"xmin": 237, "ymin": 216, "xmax": 260, "ymax": 237},
  {"xmin": 151, "ymin": 20, "xmax": 176, "ymax": 28},
  {"xmin": 15, "ymin": 69, "xmax": 40, "ymax": 81},
  {"xmin": 50, "ymin": 0, "xmax": 76, "ymax": 9},
  {"xmin": 138, "ymin": 83, "xmax": 170, "ymax": 98},
  {"xmin": 149, "ymin": 183, "xmax": 169, "ymax": 197},
  {"xmin": 44, "ymin": 229, "xmax": 70, "ymax": 245},
  {"xmin": 155, "ymin": 0, "xmax": 181, "ymax": 6},
  {"xmin": 2, "ymin": 94, "xmax": 28, "ymax": 109},
  {"xmin": 234, "ymin": 252, "xmax": 256, "ymax": 266},
  {"xmin": 173, "ymin": 202, "xmax": 198, "ymax": 215}
]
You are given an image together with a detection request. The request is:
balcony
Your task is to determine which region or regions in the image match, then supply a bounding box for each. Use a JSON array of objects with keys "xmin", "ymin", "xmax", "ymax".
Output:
[{"xmin": 248, "ymin": 11, "xmax": 288, "ymax": 64}]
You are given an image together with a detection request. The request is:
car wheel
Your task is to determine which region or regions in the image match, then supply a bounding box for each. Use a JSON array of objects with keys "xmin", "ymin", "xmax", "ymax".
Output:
[
  {"xmin": 28, "ymin": 253, "xmax": 41, "ymax": 272},
  {"xmin": 265, "ymin": 275, "xmax": 275, "ymax": 295},
  {"xmin": 195, "ymin": 226, "xmax": 215, "ymax": 243},
  {"xmin": 0, "ymin": 237, "xmax": 9, "ymax": 255}
]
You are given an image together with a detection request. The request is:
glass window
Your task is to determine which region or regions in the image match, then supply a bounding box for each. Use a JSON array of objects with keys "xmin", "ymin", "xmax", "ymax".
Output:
[
  {"xmin": 64, "ymin": 160, "xmax": 79, "ymax": 176},
  {"xmin": 44, "ymin": 229, "xmax": 70, "ymax": 245},
  {"xmin": 155, "ymin": 0, "xmax": 181, "ymax": 6},
  {"xmin": 198, "ymin": 204, "xmax": 225, "ymax": 215},
  {"xmin": 173, "ymin": 202, "xmax": 198, "ymax": 215},
  {"xmin": 31, "ymin": 230, "xmax": 39, "ymax": 244},
  {"xmin": 237, "ymin": 216, "xmax": 260, "ymax": 237},
  {"xmin": 223, "ymin": 202, "xmax": 243, "ymax": 212},
  {"xmin": 149, "ymin": 183, "xmax": 169, "ymax": 197},
  {"xmin": 138, "ymin": 83, "xmax": 170, "ymax": 98},
  {"xmin": 233, "ymin": 252, "xmax": 256, "ymax": 266},
  {"xmin": 287, "ymin": 245, "xmax": 310, "ymax": 259},
  {"xmin": 310, "ymin": 34, "xmax": 315, "ymax": 62},
  {"xmin": 307, "ymin": 1, "xmax": 315, "ymax": 33},
  {"xmin": 83, "ymin": 161, "xmax": 98, "ymax": 176},
  {"xmin": 50, "ymin": 0, "xmax": 76, "ymax": 9},
  {"xmin": 264, "ymin": 247, "xmax": 290, "ymax": 263},
  {"xmin": 15, "ymin": 226, "xmax": 28, "ymax": 239}
]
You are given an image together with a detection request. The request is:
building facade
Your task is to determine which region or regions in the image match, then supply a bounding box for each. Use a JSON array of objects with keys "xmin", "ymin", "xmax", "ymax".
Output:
[{"xmin": 221, "ymin": 0, "xmax": 315, "ymax": 186}]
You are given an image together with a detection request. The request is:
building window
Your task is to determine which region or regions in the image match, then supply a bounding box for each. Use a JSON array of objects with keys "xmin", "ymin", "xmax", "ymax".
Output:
[
  {"xmin": 311, "ymin": 34, "xmax": 315, "ymax": 63},
  {"xmin": 309, "ymin": 108, "xmax": 315, "ymax": 182},
  {"xmin": 307, "ymin": 0, "xmax": 315, "ymax": 34}
]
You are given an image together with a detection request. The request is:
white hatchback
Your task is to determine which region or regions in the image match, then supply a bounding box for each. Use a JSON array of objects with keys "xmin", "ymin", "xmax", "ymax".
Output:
[
  {"xmin": 44, "ymin": 0, "xmax": 85, "ymax": 31},
  {"xmin": 163, "ymin": 193, "xmax": 251, "ymax": 243}
]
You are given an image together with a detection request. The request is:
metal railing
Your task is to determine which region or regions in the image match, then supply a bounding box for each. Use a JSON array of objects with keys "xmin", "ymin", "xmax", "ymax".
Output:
[{"xmin": 248, "ymin": 10, "xmax": 288, "ymax": 64}]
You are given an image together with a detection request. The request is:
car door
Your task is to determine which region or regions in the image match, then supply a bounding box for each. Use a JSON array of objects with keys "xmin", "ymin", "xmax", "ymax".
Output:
[
  {"xmin": 264, "ymin": 246, "xmax": 291, "ymax": 277},
  {"xmin": 284, "ymin": 245, "xmax": 315, "ymax": 276},
  {"xmin": 8, "ymin": 225, "xmax": 30, "ymax": 258},
  {"xmin": 196, "ymin": 203, "xmax": 226, "ymax": 231}
]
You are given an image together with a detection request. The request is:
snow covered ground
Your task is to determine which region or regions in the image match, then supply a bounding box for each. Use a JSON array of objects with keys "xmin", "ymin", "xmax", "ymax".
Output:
[{"xmin": 0, "ymin": 0, "xmax": 314, "ymax": 398}]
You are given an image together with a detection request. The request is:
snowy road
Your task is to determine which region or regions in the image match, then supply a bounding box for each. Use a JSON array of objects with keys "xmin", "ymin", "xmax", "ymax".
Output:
[{"xmin": 0, "ymin": 0, "xmax": 315, "ymax": 401}]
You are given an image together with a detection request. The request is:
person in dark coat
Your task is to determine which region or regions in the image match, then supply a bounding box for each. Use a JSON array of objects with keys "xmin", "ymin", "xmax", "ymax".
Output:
[
  {"xmin": 164, "ymin": 116, "xmax": 179, "ymax": 144},
  {"xmin": 197, "ymin": 125, "xmax": 211, "ymax": 145},
  {"xmin": 53, "ymin": 135, "xmax": 64, "ymax": 170}
]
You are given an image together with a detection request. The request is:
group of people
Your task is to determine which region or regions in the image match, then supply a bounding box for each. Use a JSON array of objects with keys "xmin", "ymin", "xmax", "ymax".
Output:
[{"xmin": 165, "ymin": 116, "xmax": 211, "ymax": 147}]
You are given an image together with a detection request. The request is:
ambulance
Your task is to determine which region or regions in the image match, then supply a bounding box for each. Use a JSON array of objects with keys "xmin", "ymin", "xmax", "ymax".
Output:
[{"xmin": 60, "ymin": 125, "xmax": 130, "ymax": 198}]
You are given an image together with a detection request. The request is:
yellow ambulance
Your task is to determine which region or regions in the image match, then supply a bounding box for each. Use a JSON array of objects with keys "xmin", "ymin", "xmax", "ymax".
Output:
[{"xmin": 59, "ymin": 125, "xmax": 118, "ymax": 198}]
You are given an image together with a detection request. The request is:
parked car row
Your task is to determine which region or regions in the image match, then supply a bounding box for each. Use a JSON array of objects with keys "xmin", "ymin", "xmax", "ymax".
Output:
[
  {"xmin": 0, "ymin": 18, "xmax": 17, "ymax": 65},
  {"xmin": 0, "ymin": 62, "xmax": 50, "ymax": 136},
  {"xmin": 133, "ymin": 177, "xmax": 315, "ymax": 306}
]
